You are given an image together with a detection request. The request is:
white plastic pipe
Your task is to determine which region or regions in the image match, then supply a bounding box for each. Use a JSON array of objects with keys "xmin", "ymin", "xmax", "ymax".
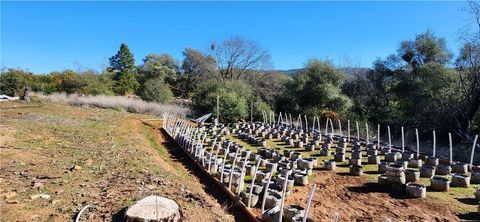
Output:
[
  {"xmin": 416, "ymin": 129, "xmax": 420, "ymax": 157},
  {"xmin": 260, "ymin": 167, "xmax": 275, "ymax": 214},
  {"xmin": 449, "ymin": 133, "xmax": 453, "ymax": 164},
  {"xmin": 347, "ymin": 120, "xmax": 351, "ymax": 142},
  {"xmin": 325, "ymin": 118, "xmax": 329, "ymax": 135},
  {"xmin": 366, "ymin": 123, "xmax": 369, "ymax": 144},
  {"xmin": 278, "ymin": 171, "xmax": 292, "ymax": 222},
  {"xmin": 470, "ymin": 135, "xmax": 479, "ymax": 166},
  {"xmin": 387, "ymin": 126, "xmax": 391, "ymax": 148},
  {"xmin": 302, "ymin": 184, "xmax": 317, "ymax": 222},
  {"xmin": 377, "ymin": 124, "xmax": 380, "ymax": 147},
  {"xmin": 401, "ymin": 127, "xmax": 405, "ymax": 153},
  {"xmin": 433, "ymin": 130, "xmax": 436, "ymax": 157},
  {"xmin": 247, "ymin": 160, "xmax": 262, "ymax": 208},
  {"xmin": 338, "ymin": 120, "xmax": 342, "ymax": 137},
  {"xmin": 356, "ymin": 121, "xmax": 359, "ymax": 141}
]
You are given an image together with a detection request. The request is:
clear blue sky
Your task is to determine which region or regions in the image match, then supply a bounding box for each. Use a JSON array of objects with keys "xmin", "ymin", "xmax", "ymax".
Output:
[{"xmin": 1, "ymin": 1, "xmax": 475, "ymax": 74}]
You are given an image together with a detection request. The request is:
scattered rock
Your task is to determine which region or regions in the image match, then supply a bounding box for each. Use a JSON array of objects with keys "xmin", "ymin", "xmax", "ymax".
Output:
[
  {"xmin": 4, "ymin": 192, "xmax": 17, "ymax": 199},
  {"xmin": 70, "ymin": 165, "xmax": 82, "ymax": 171},
  {"xmin": 51, "ymin": 199, "xmax": 61, "ymax": 205},
  {"xmin": 31, "ymin": 194, "xmax": 50, "ymax": 200},
  {"xmin": 33, "ymin": 182, "xmax": 44, "ymax": 190},
  {"xmin": 85, "ymin": 159, "xmax": 93, "ymax": 166},
  {"xmin": 125, "ymin": 196, "xmax": 182, "ymax": 222}
]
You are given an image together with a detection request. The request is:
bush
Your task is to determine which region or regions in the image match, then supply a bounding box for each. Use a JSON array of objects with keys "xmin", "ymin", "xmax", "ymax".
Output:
[
  {"xmin": 192, "ymin": 80, "xmax": 259, "ymax": 123},
  {"xmin": 0, "ymin": 69, "xmax": 34, "ymax": 96},
  {"xmin": 139, "ymin": 78, "xmax": 173, "ymax": 103}
]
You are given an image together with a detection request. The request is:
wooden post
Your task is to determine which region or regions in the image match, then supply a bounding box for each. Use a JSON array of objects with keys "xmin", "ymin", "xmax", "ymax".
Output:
[
  {"xmin": 433, "ymin": 130, "xmax": 436, "ymax": 157},
  {"xmin": 302, "ymin": 184, "xmax": 317, "ymax": 222},
  {"xmin": 416, "ymin": 129, "xmax": 420, "ymax": 157},
  {"xmin": 470, "ymin": 135, "xmax": 479, "ymax": 166},
  {"xmin": 449, "ymin": 133, "xmax": 453, "ymax": 164}
]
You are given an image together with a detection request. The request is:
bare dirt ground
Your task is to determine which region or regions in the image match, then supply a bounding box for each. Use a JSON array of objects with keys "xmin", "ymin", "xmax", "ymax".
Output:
[
  {"xmin": 0, "ymin": 100, "xmax": 238, "ymax": 222},
  {"xmin": 284, "ymin": 171, "xmax": 460, "ymax": 222}
]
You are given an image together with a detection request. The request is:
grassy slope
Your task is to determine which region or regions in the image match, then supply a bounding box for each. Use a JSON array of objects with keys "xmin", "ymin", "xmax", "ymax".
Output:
[{"xmin": 0, "ymin": 100, "xmax": 233, "ymax": 222}]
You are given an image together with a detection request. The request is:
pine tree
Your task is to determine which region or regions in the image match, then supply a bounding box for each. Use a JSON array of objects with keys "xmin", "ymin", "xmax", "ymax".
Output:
[{"xmin": 109, "ymin": 43, "xmax": 139, "ymax": 95}]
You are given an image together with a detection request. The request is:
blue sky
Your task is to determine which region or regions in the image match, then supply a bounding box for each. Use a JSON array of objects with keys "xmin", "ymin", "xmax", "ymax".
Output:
[{"xmin": 1, "ymin": 1, "xmax": 475, "ymax": 74}]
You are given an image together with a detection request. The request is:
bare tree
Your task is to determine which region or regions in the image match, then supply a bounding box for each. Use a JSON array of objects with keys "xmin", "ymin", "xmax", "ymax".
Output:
[
  {"xmin": 211, "ymin": 36, "xmax": 272, "ymax": 81},
  {"xmin": 452, "ymin": 0, "xmax": 480, "ymax": 141}
]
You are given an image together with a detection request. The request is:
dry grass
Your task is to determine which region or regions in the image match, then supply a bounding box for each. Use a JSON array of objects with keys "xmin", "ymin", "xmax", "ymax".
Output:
[{"xmin": 38, "ymin": 93, "xmax": 190, "ymax": 116}]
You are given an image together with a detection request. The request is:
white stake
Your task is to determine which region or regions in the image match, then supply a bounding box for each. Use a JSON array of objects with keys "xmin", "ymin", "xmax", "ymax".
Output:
[
  {"xmin": 366, "ymin": 123, "xmax": 369, "ymax": 144},
  {"xmin": 278, "ymin": 171, "xmax": 292, "ymax": 222},
  {"xmin": 338, "ymin": 120, "xmax": 342, "ymax": 137},
  {"xmin": 356, "ymin": 121, "xmax": 359, "ymax": 141},
  {"xmin": 416, "ymin": 129, "xmax": 420, "ymax": 157},
  {"xmin": 470, "ymin": 135, "xmax": 479, "ymax": 166},
  {"xmin": 449, "ymin": 133, "xmax": 453, "ymax": 164},
  {"xmin": 261, "ymin": 167, "xmax": 275, "ymax": 214},
  {"xmin": 325, "ymin": 118, "xmax": 329, "ymax": 135},
  {"xmin": 247, "ymin": 159, "xmax": 262, "ymax": 208},
  {"xmin": 347, "ymin": 120, "xmax": 351, "ymax": 142},
  {"xmin": 433, "ymin": 130, "xmax": 436, "ymax": 157},
  {"xmin": 377, "ymin": 124, "xmax": 381, "ymax": 147},
  {"xmin": 388, "ymin": 126, "xmax": 391, "ymax": 148},
  {"xmin": 333, "ymin": 212, "xmax": 340, "ymax": 222},
  {"xmin": 302, "ymin": 184, "xmax": 317, "ymax": 222},
  {"xmin": 401, "ymin": 127, "xmax": 405, "ymax": 152},
  {"xmin": 304, "ymin": 115, "xmax": 308, "ymax": 131}
]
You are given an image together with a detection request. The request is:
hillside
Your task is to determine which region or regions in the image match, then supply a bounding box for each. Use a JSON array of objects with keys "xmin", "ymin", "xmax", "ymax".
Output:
[{"xmin": 0, "ymin": 100, "xmax": 238, "ymax": 222}]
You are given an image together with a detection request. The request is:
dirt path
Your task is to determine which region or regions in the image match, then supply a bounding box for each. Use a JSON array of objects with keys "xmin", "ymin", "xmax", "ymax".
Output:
[{"xmin": 0, "ymin": 100, "xmax": 235, "ymax": 222}]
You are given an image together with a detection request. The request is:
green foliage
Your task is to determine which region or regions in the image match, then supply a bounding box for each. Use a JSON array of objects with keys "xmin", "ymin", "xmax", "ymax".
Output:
[
  {"xmin": 109, "ymin": 43, "xmax": 139, "ymax": 95},
  {"xmin": 138, "ymin": 78, "xmax": 173, "ymax": 103},
  {"xmin": 192, "ymin": 80, "xmax": 257, "ymax": 122},
  {"xmin": 0, "ymin": 68, "xmax": 34, "ymax": 96},
  {"xmin": 280, "ymin": 59, "xmax": 352, "ymax": 118}
]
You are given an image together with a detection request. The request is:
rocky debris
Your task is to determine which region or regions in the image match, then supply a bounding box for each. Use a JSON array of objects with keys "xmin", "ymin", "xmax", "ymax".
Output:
[
  {"xmin": 125, "ymin": 195, "xmax": 182, "ymax": 222},
  {"xmin": 30, "ymin": 194, "xmax": 51, "ymax": 200},
  {"xmin": 4, "ymin": 191, "xmax": 17, "ymax": 199}
]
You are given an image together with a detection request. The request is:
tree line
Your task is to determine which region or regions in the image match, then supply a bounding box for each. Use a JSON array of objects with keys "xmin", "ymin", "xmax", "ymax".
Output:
[{"xmin": 2, "ymin": 1, "xmax": 480, "ymax": 151}]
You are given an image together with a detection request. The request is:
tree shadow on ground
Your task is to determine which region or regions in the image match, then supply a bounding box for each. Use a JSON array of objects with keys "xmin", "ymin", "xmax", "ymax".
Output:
[
  {"xmin": 458, "ymin": 212, "xmax": 480, "ymax": 221},
  {"xmin": 457, "ymin": 197, "xmax": 478, "ymax": 205}
]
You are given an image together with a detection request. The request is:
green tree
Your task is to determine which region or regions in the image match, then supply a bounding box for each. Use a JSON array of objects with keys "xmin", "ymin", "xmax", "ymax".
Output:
[
  {"xmin": 279, "ymin": 59, "xmax": 352, "ymax": 118},
  {"xmin": 0, "ymin": 68, "xmax": 34, "ymax": 96},
  {"xmin": 192, "ymin": 80, "xmax": 259, "ymax": 122},
  {"xmin": 109, "ymin": 43, "xmax": 139, "ymax": 95},
  {"xmin": 138, "ymin": 78, "xmax": 173, "ymax": 103}
]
